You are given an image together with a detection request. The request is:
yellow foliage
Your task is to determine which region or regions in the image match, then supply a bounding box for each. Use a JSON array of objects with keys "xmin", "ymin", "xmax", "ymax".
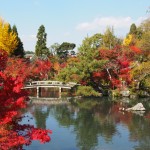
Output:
[
  {"xmin": 0, "ymin": 18, "xmax": 18, "ymax": 55},
  {"xmin": 53, "ymin": 62, "xmax": 60, "ymax": 71},
  {"xmin": 123, "ymin": 34, "xmax": 133, "ymax": 46},
  {"xmin": 131, "ymin": 61, "xmax": 150, "ymax": 81},
  {"xmin": 67, "ymin": 57, "xmax": 79, "ymax": 64}
]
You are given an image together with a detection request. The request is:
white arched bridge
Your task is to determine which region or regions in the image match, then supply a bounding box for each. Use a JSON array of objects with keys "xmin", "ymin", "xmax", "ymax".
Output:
[{"xmin": 24, "ymin": 80, "xmax": 78, "ymax": 98}]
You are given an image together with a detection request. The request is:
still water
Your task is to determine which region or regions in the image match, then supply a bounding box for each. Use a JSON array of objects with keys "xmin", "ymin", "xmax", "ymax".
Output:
[{"xmin": 22, "ymin": 97, "xmax": 150, "ymax": 150}]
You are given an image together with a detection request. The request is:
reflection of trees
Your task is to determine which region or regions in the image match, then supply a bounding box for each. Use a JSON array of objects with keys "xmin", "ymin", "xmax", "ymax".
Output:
[
  {"xmin": 49, "ymin": 104, "xmax": 75, "ymax": 127},
  {"xmin": 51, "ymin": 99, "xmax": 117, "ymax": 150},
  {"xmin": 94, "ymin": 99, "xmax": 150, "ymax": 149},
  {"xmin": 34, "ymin": 106, "xmax": 50, "ymax": 129},
  {"xmin": 127, "ymin": 115, "xmax": 150, "ymax": 150},
  {"xmin": 93, "ymin": 100, "xmax": 117, "ymax": 142},
  {"xmin": 29, "ymin": 98, "xmax": 150, "ymax": 150},
  {"xmin": 74, "ymin": 109, "xmax": 101, "ymax": 150}
]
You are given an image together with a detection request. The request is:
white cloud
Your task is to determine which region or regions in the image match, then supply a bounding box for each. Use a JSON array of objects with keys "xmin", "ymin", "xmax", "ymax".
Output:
[
  {"xmin": 135, "ymin": 16, "xmax": 148, "ymax": 25},
  {"xmin": 75, "ymin": 16, "xmax": 150, "ymax": 38},
  {"xmin": 76, "ymin": 16, "xmax": 145, "ymax": 32}
]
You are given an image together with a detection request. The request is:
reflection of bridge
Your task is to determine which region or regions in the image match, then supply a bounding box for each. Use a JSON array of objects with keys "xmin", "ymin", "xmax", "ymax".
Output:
[{"xmin": 24, "ymin": 81, "xmax": 78, "ymax": 98}]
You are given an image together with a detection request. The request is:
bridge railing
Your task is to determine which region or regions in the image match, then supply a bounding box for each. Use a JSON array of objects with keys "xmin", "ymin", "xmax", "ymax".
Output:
[
  {"xmin": 25, "ymin": 80, "xmax": 77, "ymax": 87},
  {"xmin": 26, "ymin": 81, "xmax": 63, "ymax": 85}
]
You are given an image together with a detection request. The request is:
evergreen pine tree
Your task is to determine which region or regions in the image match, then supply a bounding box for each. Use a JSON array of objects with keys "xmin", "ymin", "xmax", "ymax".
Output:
[
  {"xmin": 11, "ymin": 25, "xmax": 25, "ymax": 58},
  {"xmin": 35, "ymin": 25, "xmax": 49, "ymax": 57}
]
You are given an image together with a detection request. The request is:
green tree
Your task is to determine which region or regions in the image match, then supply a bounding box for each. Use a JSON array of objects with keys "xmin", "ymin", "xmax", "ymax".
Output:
[
  {"xmin": 127, "ymin": 23, "xmax": 142, "ymax": 44},
  {"xmin": 11, "ymin": 25, "xmax": 25, "ymax": 58},
  {"xmin": 35, "ymin": 25, "xmax": 49, "ymax": 57},
  {"xmin": 129, "ymin": 23, "xmax": 137, "ymax": 35},
  {"xmin": 49, "ymin": 43, "xmax": 60, "ymax": 55},
  {"xmin": 101, "ymin": 27, "xmax": 120, "ymax": 49},
  {"xmin": 77, "ymin": 34, "xmax": 108, "ymax": 91},
  {"xmin": 57, "ymin": 34, "xmax": 107, "ymax": 95},
  {"xmin": 57, "ymin": 42, "xmax": 76, "ymax": 59},
  {"xmin": 86, "ymin": 33, "xmax": 103, "ymax": 49},
  {"xmin": 137, "ymin": 18, "xmax": 150, "ymax": 60},
  {"xmin": 132, "ymin": 61, "xmax": 150, "ymax": 89}
]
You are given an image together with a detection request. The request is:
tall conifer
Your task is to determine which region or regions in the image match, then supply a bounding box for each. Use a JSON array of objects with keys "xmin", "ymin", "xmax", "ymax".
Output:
[
  {"xmin": 11, "ymin": 25, "xmax": 25, "ymax": 58},
  {"xmin": 35, "ymin": 25, "xmax": 49, "ymax": 57}
]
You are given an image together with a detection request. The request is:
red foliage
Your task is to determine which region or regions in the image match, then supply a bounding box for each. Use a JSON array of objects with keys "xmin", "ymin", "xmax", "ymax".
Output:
[
  {"xmin": 0, "ymin": 51, "xmax": 52, "ymax": 149},
  {"xmin": 60, "ymin": 62, "xmax": 67, "ymax": 69},
  {"xmin": 99, "ymin": 47, "xmax": 121, "ymax": 60},
  {"xmin": 130, "ymin": 46, "xmax": 142, "ymax": 54},
  {"xmin": 98, "ymin": 46, "xmax": 134, "ymax": 89},
  {"xmin": 30, "ymin": 128, "xmax": 52, "ymax": 143},
  {"xmin": 92, "ymin": 71, "xmax": 105, "ymax": 78},
  {"xmin": 3, "ymin": 57, "xmax": 52, "ymax": 81},
  {"xmin": 31, "ymin": 59, "xmax": 52, "ymax": 80},
  {"xmin": 119, "ymin": 68, "xmax": 130, "ymax": 74},
  {"xmin": 111, "ymin": 104, "xmax": 133, "ymax": 125},
  {"xmin": 3, "ymin": 58, "xmax": 29, "ymax": 82},
  {"xmin": 0, "ymin": 123, "xmax": 52, "ymax": 150},
  {"xmin": 120, "ymin": 60, "xmax": 130, "ymax": 68},
  {"xmin": 111, "ymin": 78, "xmax": 121, "ymax": 88},
  {"xmin": 80, "ymin": 80, "xmax": 87, "ymax": 85},
  {"xmin": 0, "ymin": 49, "xmax": 8, "ymax": 71},
  {"xmin": 145, "ymin": 113, "xmax": 150, "ymax": 119}
]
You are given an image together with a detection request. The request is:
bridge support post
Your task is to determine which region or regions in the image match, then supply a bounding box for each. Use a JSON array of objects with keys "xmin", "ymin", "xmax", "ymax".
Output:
[
  {"xmin": 37, "ymin": 86, "xmax": 39, "ymax": 98},
  {"xmin": 59, "ymin": 87, "xmax": 61, "ymax": 98}
]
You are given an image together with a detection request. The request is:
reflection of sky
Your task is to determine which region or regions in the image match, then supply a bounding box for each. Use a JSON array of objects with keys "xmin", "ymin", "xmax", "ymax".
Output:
[
  {"xmin": 20, "ymin": 112, "xmax": 36, "ymax": 127},
  {"xmin": 47, "ymin": 117, "xmax": 77, "ymax": 150},
  {"xmin": 23, "ymin": 112, "xmax": 77, "ymax": 150}
]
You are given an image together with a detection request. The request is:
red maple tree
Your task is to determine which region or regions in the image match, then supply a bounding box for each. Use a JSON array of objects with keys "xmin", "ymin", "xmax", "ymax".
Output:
[{"xmin": 0, "ymin": 49, "xmax": 52, "ymax": 150}]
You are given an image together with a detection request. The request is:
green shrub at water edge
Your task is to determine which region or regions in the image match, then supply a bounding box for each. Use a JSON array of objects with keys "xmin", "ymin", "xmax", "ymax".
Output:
[{"xmin": 76, "ymin": 86, "xmax": 100, "ymax": 97}]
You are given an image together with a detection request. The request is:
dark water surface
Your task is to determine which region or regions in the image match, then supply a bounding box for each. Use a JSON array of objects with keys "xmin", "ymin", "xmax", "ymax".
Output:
[{"xmin": 22, "ymin": 97, "xmax": 150, "ymax": 150}]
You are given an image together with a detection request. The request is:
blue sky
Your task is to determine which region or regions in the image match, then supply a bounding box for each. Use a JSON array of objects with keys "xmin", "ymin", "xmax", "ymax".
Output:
[{"xmin": 0, "ymin": 0, "xmax": 149, "ymax": 51}]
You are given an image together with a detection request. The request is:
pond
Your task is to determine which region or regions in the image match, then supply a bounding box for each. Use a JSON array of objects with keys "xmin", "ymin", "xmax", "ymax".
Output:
[{"xmin": 22, "ymin": 97, "xmax": 150, "ymax": 150}]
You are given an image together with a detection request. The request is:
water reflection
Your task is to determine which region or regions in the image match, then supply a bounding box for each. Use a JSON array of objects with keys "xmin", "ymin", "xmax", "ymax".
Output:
[
  {"xmin": 24, "ymin": 98, "xmax": 150, "ymax": 150},
  {"xmin": 34, "ymin": 106, "xmax": 50, "ymax": 129}
]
